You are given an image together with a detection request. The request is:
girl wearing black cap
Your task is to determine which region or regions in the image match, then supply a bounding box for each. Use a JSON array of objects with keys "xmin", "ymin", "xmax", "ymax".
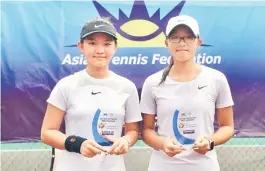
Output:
[
  {"xmin": 140, "ymin": 15, "xmax": 234, "ymax": 171},
  {"xmin": 41, "ymin": 18, "xmax": 142, "ymax": 171}
]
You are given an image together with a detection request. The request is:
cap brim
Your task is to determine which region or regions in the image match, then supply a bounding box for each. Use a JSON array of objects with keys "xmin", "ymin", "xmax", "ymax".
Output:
[
  {"xmin": 168, "ymin": 23, "xmax": 197, "ymax": 37},
  {"xmin": 81, "ymin": 30, "xmax": 117, "ymax": 40}
]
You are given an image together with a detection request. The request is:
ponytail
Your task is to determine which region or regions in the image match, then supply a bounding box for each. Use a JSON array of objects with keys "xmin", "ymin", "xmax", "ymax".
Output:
[{"xmin": 159, "ymin": 57, "xmax": 174, "ymax": 85}]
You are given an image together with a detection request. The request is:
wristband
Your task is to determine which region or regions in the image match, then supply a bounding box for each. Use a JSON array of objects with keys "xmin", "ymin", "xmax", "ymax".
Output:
[{"xmin": 64, "ymin": 135, "xmax": 87, "ymax": 154}]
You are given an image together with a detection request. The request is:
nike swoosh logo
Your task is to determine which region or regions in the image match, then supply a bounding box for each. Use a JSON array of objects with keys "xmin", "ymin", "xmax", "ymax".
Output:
[
  {"xmin": 91, "ymin": 92, "xmax": 102, "ymax": 95},
  {"xmin": 198, "ymin": 85, "xmax": 208, "ymax": 90},
  {"xmin": 94, "ymin": 24, "xmax": 105, "ymax": 28}
]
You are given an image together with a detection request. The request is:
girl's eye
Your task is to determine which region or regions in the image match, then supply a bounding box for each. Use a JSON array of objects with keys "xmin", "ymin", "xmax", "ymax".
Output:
[{"xmin": 88, "ymin": 42, "xmax": 95, "ymax": 45}]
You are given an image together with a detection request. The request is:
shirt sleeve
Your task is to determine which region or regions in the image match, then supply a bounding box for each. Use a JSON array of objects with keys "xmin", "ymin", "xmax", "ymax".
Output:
[
  {"xmin": 140, "ymin": 77, "xmax": 156, "ymax": 115},
  {"xmin": 47, "ymin": 79, "xmax": 69, "ymax": 111},
  {"xmin": 124, "ymin": 82, "xmax": 142, "ymax": 123},
  {"xmin": 215, "ymin": 73, "xmax": 234, "ymax": 108}
]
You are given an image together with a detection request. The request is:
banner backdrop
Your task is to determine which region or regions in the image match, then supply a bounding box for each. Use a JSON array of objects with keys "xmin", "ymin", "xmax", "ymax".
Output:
[{"xmin": 2, "ymin": 0, "xmax": 265, "ymax": 142}]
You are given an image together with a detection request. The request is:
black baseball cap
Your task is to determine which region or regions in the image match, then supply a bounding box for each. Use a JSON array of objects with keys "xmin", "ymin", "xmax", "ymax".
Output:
[{"xmin": 80, "ymin": 19, "xmax": 117, "ymax": 40}]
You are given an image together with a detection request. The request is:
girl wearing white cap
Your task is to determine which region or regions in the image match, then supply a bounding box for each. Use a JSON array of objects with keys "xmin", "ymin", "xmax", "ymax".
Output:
[
  {"xmin": 141, "ymin": 15, "xmax": 234, "ymax": 171},
  {"xmin": 41, "ymin": 18, "xmax": 142, "ymax": 171}
]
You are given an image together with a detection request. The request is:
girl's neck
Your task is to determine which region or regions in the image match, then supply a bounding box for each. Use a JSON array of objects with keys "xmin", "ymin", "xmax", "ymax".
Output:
[
  {"xmin": 169, "ymin": 60, "xmax": 202, "ymax": 82},
  {"xmin": 86, "ymin": 66, "xmax": 109, "ymax": 79}
]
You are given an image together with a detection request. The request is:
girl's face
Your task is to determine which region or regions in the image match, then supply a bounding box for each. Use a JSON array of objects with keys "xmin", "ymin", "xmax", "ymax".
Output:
[
  {"xmin": 78, "ymin": 32, "xmax": 117, "ymax": 68},
  {"xmin": 165, "ymin": 25, "xmax": 202, "ymax": 63}
]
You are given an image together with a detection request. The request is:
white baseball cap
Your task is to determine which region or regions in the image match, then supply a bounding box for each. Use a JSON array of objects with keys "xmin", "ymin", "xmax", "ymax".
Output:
[{"xmin": 166, "ymin": 15, "xmax": 200, "ymax": 37}]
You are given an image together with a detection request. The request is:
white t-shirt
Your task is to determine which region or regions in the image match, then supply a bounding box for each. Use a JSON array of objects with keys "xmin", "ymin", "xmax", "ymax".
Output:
[
  {"xmin": 140, "ymin": 65, "xmax": 234, "ymax": 171},
  {"xmin": 47, "ymin": 69, "xmax": 142, "ymax": 171}
]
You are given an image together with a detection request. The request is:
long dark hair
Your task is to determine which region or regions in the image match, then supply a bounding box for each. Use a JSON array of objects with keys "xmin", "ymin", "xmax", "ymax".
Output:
[{"xmin": 159, "ymin": 57, "xmax": 174, "ymax": 85}]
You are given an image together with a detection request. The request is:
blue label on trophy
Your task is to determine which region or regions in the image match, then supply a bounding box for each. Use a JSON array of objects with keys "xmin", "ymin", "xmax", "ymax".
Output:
[
  {"xmin": 173, "ymin": 110, "xmax": 196, "ymax": 145},
  {"xmin": 92, "ymin": 109, "xmax": 114, "ymax": 146}
]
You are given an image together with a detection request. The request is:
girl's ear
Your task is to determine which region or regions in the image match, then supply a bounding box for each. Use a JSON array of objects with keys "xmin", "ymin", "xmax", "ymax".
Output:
[{"xmin": 77, "ymin": 41, "xmax": 84, "ymax": 53}]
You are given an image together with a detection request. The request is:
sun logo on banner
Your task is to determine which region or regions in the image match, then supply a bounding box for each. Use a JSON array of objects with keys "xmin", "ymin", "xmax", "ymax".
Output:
[
  {"xmin": 93, "ymin": 0, "xmax": 186, "ymax": 47},
  {"xmin": 63, "ymin": 0, "xmax": 217, "ymax": 65}
]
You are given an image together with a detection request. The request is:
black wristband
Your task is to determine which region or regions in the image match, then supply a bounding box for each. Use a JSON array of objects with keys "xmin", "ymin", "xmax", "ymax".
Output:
[{"xmin": 64, "ymin": 135, "xmax": 87, "ymax": 154}]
